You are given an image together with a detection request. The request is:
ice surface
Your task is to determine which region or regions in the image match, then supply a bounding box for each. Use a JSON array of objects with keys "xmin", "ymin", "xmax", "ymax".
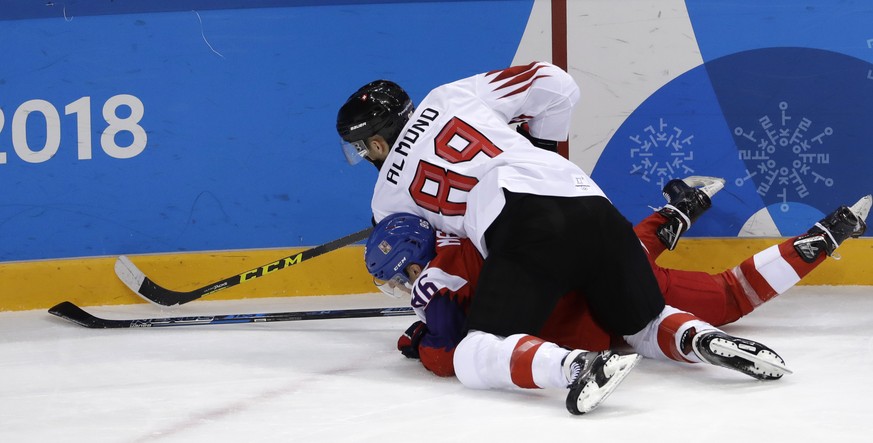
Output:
[{"xmin": 2, "ymin": 287, "xmax": 872, "ymax": 442}]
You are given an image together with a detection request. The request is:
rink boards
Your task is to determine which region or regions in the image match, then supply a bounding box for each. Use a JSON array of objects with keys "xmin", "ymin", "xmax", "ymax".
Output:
[
  {"xmin": 3, "ymin": 238, "xmax": 872, "ymax": 311},
  {"xmin": 2, "ymin": 1, "xmax": 873, "ymax": 310}
]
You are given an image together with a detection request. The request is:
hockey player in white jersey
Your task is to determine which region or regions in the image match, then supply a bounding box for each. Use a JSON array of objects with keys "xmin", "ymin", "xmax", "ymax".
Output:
[
  {"xmin": 336, "ymin": 62, "xmax": 790, "ymax": 414},
  {"xmin": 338, "ymin": 62, "xmax": 600, "ymax": 253}
]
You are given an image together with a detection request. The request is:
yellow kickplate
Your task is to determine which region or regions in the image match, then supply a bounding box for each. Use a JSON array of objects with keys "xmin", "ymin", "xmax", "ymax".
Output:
[{"xmin": 0, "ymin": 246, "xmax": 372, "ymax": 311}]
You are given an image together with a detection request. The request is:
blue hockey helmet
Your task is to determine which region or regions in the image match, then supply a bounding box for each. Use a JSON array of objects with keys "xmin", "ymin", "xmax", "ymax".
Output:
[{"xmin": 365, "ymin": 213, "xmax": 436, "ymax": 297}]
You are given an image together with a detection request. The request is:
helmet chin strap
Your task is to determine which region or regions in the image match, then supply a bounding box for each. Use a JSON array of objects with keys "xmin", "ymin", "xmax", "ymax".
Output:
[{"xmin": 370, "ymin": 158, "xmax": 384, "ymax": 170}]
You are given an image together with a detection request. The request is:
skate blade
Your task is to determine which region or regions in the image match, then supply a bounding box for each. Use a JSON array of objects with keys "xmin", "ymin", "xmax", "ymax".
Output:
[
  {"xmin": 849, "ymin": 195, "xmax": 872, "ymax": 222},
  {"xmin": 709, "ymin": 340, "xmax": 793, "ymax": 378},
  {"xmin": 682, "ymin": 176, "xmax": 725, "ymax": 198},
  {"xmin": 573, "ymin": 354, "xmax": 641, "ymax": 414}
]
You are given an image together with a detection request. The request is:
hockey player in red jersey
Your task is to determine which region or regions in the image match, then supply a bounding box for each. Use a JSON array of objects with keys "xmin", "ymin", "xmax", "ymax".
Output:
[
  {"xmin": 363, "ymin": 186, "xmax": 869, "ymax": 408},
  {"xmin": 337, "ymin": 62, "xmax": 793, "ymax": 414},
  {"xmin": 642, "ymin": 184, "xmax": 871, "ymax": 329}
]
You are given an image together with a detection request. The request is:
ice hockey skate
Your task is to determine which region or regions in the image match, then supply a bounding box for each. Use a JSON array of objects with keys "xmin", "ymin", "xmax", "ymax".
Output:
[
  {"xmin": 691, "ymin": 331, "xmax": 791, "ymax": 380},
  {"xmin": 657, "ymin": 176, "xmax": 726, "ymax": 250},
  {"xmin": 678, "ymin": 175, "xmax": 726, "ymax": 200},
  {"xmin": 793, "ymin": 194, "xmax": 871, "ymax": 262},
  {"xmin": 563, "ymin": 350, "xmax": 641, "ymax": 415}
]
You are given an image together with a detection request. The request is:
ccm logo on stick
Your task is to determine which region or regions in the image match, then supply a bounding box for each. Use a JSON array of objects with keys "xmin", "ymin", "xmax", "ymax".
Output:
[{"xmin": 239, "ymin": 253, "xmax": 303, "ymax": 282}]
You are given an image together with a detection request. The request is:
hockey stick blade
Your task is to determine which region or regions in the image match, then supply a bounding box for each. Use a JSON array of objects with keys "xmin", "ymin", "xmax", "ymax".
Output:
[
  {"xmin": 116, "ymin": 227, "xmax": 374, "ymax": 307},
  {"xmin": 48, "ymin": 301, "xmax": 414, "ymax": 329}
]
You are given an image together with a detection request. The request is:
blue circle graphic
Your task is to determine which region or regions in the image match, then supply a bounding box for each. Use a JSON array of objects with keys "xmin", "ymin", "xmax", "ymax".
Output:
[{"xmin": 594, "ymin": 47, "xmax": 873, "ymax": 237}]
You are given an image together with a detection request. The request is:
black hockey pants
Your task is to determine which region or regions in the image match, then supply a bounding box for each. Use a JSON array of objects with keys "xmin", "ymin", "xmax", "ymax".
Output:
[{"xmin": 465, "ymin": 190, "xmax": 666, "ymax": 338}]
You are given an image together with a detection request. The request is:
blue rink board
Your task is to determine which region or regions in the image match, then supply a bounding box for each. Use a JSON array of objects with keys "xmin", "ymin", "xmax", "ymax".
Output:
[
  {"xmin": 6, "ymin": 0, "xmax": 871, "ymax": 263},
  {"xmin": 0, "ymin": 1, "xmax": 532, "ymax": 261}
]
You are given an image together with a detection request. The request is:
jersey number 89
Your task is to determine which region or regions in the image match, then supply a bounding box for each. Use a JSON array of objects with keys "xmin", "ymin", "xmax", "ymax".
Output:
[{"xmin": 409, "ymin": 117, "xmax": 502, "ymax": 215}]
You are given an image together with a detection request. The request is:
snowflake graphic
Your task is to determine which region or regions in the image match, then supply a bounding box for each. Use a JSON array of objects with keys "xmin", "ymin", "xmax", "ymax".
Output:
[
  {"xmin": 628, "ymin": 118, "xmax": 695, "ymax": 189},
  {"xmin": 733, "ymin": 101, "xmax": 834, "ymax": 212}
]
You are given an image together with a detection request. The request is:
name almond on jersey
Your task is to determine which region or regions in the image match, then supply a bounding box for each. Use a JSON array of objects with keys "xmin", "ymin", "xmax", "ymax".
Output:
[{"xmin": 386, "ymin": 107, "xmax": 440, "ymax": 185}]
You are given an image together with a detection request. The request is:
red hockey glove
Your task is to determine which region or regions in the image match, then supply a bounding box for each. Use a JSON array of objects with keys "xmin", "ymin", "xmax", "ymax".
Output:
[{"xmin": 397, "ymin": 321, "xmax": 427, "ymax": 359}]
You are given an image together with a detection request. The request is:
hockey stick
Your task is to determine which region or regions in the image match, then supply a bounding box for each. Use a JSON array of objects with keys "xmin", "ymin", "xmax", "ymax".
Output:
[
  {"xmin": 48, "ymin": 301, "xmax": 414, "ymax": 329},
  {"xmin": 115, "ymin": 227, "xmax": 373, "ymax": 307}
]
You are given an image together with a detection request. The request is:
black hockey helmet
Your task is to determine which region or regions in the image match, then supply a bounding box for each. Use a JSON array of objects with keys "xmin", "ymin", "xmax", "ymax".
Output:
[{"xmin": 336, "ymin": 80, "xmax": 414, "ymax": 165}]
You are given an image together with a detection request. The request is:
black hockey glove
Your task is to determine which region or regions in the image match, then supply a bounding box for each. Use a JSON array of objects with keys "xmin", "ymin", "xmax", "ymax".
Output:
[
  {"xmin": 517, "ymin": 123, "xmax": 558, "ymax": 152},
  {"xmin": 397, "ymin": 321, "xmax": 427, "ymax": 359}
]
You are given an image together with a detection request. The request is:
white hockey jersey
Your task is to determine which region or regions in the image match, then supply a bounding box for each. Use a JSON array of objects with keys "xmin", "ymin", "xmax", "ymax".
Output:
[{"xmin": 371, "ymin": 62, "xmax": 606, "ymax": 256}]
